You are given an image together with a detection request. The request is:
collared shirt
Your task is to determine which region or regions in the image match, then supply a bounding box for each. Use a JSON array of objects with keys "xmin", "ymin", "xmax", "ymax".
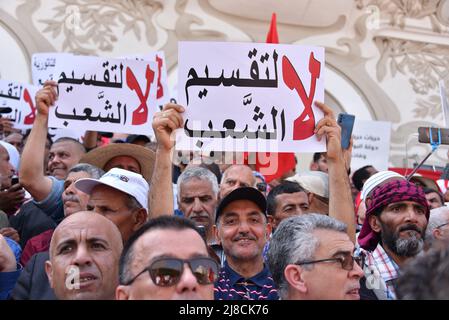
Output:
[
  {"xmin": 214, "ymin": 261, "xmax": 279, "ymax": 300},
  {"xmin": 358, "ymin": 243, "xmax": 400, "ymax": 300}
]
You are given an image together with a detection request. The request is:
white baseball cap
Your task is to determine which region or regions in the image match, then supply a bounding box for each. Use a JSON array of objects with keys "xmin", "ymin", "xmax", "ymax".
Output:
[
  {"xmin": 286, "ymin": 171, "xmax": 329, "ymax": 199},
  {"xmin": 75, "ymin": 167, "xmax": 149, "ymax": 211}
]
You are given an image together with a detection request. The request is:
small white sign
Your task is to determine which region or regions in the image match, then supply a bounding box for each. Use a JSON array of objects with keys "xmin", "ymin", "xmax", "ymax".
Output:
[
  {"xmin": 31, "ymin": 52, "xmax": 72, "ymax": 86},
  {"xmin": 0, "ymin": 79, "xmax": 39, "ymax": 129},
  {"xmin": 351, "ymin": 119, "xmax": 392, "ymax": 171}
]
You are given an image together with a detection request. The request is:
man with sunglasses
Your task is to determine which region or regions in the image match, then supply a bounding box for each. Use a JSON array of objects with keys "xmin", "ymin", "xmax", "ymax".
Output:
[
  {"xmin": 213, "ymin": 187, "xmax": 278, "ymax": 300},
  {"xmin": 116, "ymin": 215, "xmax": 218, "ymax": 300},
  {"xmin": 358, "ymin": 179, "xmax": 430, "ymax": 300},
  {"xmin": 267, "ymin": 214, "xmax": 364, "ymax": 300}
]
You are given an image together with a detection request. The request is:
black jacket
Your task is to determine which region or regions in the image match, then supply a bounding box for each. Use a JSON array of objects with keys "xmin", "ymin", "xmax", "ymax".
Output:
[{"xmin": 11, "ymin": 252, "xmax": 56, "ymax": 300}]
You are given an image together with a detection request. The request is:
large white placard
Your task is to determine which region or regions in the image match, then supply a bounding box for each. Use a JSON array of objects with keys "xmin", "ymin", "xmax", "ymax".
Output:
[
  {"xmin": 176, "ymin": 41, "xmax": 326, "ymax": 153},
  {"xmin": 48, "ymin": 55, "xmax": 158, "ymax": 135}
]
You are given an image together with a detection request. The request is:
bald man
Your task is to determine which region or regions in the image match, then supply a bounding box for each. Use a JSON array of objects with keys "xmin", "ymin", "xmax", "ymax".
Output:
[
  {"xmin": 219, "ymin": 165, "xmax": 256, "ymax": 199},
  {"xmin": 45, "ymin": 211, "xmax": 123, "ymax": 300}
]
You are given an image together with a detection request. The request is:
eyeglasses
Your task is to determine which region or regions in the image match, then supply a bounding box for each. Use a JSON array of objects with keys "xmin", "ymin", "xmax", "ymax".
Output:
[
  {"xmin": 256, "ymin": 182, "xmax": 267, "ymax": 192},
  {"xmin": 295, "ymin": 251, "xmax": 364, "ymax": 271},
  {"xmin": 436, "ymin": 222, "xmax": 449, "ymax": 229},
  {"xmin": 123, "ymin": 257, "xmax": 219, "ymax": 287}
]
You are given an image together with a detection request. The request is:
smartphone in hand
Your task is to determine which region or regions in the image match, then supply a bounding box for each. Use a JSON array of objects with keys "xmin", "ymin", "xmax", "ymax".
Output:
[
  {"xmin": 337, "ymin": 113, "xmax": 355, "ymax": 149},
  {"xmin": 11, "ymin": 176, "xmax": 19, "ymax": 185}
]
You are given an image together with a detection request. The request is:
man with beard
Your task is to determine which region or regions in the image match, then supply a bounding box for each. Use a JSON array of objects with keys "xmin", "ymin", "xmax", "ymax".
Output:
[{"xmin": 357, "ymin": 179, "xmax": 430, "ymax": 300}]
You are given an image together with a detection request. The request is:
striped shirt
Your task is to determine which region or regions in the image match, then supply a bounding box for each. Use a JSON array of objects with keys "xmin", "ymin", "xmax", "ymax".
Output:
[
  {"xmin": 214, "ymin": 261, "xmax": 279, "ymax": 300},
  {"xmin": 358, "ymin": 243, "xmax": 400, "ymax": 300}
]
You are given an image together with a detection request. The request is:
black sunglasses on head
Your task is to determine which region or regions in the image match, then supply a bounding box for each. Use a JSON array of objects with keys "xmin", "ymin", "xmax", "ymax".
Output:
[{"xmin": 123, "ymin": 257, "xmax": 219, "ymax": 287}]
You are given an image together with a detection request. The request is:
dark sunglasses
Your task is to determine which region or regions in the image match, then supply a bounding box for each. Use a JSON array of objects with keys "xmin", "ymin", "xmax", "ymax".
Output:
[
  {"xmin": 123, "ymin": 257, "xmax": 219, "ymax": 287},
  {"xmin": 295, "ymin": 251, "xmax": 364, "ymax": 271}
]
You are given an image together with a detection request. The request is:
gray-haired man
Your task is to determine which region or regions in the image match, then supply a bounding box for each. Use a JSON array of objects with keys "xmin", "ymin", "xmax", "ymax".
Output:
[
  {"xmin": 177, "ymin": 166, "xmax": 219, "ymax": 245},
  {"xmin": 267, "ymin": 214, "xmax": 364, "ymax": 300},
  {"xmin": 425, "ymin": 206, "xmax": 449, "ymax": 249}
]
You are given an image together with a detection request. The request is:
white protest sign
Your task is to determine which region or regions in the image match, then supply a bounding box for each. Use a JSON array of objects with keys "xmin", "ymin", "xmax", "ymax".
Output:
[
  {"xmin": 351, "ymin": 119, "xmax": 392, "ymax": 171},
  {"xmin": 439, "ymin": 80, "xmax": 449, "ymax": 128},
  {"xmin": 0, "ymin": 79, "xmax": 39, "ymax": 130},
  {"xmin": 48, "ymin": 127, "xmax": 83, "ymax": 142},
  {"xmin": 121, "ymin": 51, "xmax": 170, "ymax": 110},
  {"xmin": 48, "ymin": 55, "xmax": 158, "ymax": 135},
  {"xmin": 32, "ymin": 52, "xmax": 73, "ymax": 86},
  {"xmin": 176, "ymin": 41, "xmax": 326, "ymax": 153}
]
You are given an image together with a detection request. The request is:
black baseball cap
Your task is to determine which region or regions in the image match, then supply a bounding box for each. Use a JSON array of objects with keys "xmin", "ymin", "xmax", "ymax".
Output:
[
  {"xmin": 215, "ymin": 187, "xmax": 267, "ymax": 223},
  {"xmin": 126, "ymin": 134, "xmax": 151, "ymax": 144}
]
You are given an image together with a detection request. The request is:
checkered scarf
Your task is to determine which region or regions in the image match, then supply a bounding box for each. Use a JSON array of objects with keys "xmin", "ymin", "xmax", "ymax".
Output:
[{"xmin": 358, "ymin": 180, "xmax": 430, "ymax": 251}]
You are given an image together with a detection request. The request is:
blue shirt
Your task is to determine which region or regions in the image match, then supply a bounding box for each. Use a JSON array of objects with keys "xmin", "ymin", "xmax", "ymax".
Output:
[
  {"xmin": 214, "ymin": 261, "xmax": 278, "ymax": 300},
  {"xmin": 0, "ymin": 237, "xmax": 23, "ymax": 300},
  {"xmin": 33, "ymin": 176, "xmax": 64, "ymax": 224}
]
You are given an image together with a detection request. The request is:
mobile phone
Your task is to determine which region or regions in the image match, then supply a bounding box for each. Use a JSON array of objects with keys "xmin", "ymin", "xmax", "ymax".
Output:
[
  {"xmin": 197, "ymin": 225, "xmax": 207, "ymax": 240},
  {"xmin": 441, "ymin": 164, "xmax": 449, "ymax": 180},
  {"xmin": 418, "ymin": 127, "xmax": 449, "ymax": 145},
  {"xmin": 337, "ymin": 113, "xmax": 355, "ymax": 149},
  {"xmin": 11, "ymin": 176, "xmax": 19, "ymax": 185}
]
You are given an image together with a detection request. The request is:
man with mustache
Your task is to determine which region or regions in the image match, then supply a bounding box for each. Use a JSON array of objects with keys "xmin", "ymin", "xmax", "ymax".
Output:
[
  {"xmin": 267, "ymin": 214, "xmax": 364, "ymax": 300},
  {"xmin": 213, "ymin": 187, "xmax": 278, "ymax": 300},
  {"xmin": 177, "ymin": 167, "xmax": 218, "ymax": 244},
  {"xmin": 19, "ymin": 163, "xmax": 104, "ymax": 266},
  {"xmin": 357, "ymin": 179, "xmax": 430, "ymax": 300}
]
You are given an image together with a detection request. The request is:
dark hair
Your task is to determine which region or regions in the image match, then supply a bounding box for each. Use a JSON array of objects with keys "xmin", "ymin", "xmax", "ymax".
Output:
[
  {"xmin": 267, "ymin": 181, "xmax": 307, "ymax": 216},
  {"xmin": 423, "ymin": 187, "xmax": 444, "ymax": 205},
  {"xmin": 396, "ymin": 244, "xmax": 449, "ymax": 299},
  {"xmin": 53, "ymin": 137, "xmax": 86, "ymax": 153},
  {"xmin": 352, "ymin": 165, "xmax": 375, "ymax": 191},
  {"xmin": 23, "ymin": 129, "xmax": 53, "ymax": 147},
  {"xmin": 118, "ymin": 216, "xmax": 207, "ymax": 285},
  {"xmin": 312, "ymin": 152, "xmax": 324, "ymax": 163}
]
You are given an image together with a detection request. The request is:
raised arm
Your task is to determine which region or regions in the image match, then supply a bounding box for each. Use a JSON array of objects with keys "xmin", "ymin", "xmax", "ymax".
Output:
[
  {"xmin": 314, "ymin": 101, "xmax": 356, "ymax": 243},
  {"xmin": 19, "ymin": 81, "xmax": 57, "ymax": 201},
  {"xmin": 148, "ymin": 103, "xmax": 184, "ymax": 218}
]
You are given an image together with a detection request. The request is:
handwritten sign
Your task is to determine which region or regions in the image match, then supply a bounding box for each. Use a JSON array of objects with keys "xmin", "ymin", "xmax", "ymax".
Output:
[
  {"xmin": 48, "ymin": 55, "xmax": 158, "ymax": 135},
  {"xmin": 32, "ymin": 53, "xmax": 73, "ymax": 86},
  {"xmin": 351, "ymin": 119, "xmax": 392, "ymax": 171},
  {"xmin": 121, "ymin": 51, "xmax": 170, "ymax": 111},
  {"xmin": 0, "ymin": 79, "xmax": 39, "ymax": 129},
  {"xmin": 176, "ymin": 41, "xmax": 326, "ymax": 153}
]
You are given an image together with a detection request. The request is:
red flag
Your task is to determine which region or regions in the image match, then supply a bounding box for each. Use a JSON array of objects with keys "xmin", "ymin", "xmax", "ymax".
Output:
[{"xmin": 250, "ymin": 13, "xmax": 296, "ymax": 183}]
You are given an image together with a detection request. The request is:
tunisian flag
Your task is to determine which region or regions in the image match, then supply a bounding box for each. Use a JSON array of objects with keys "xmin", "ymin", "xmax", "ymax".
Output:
[{"xmin": 246, "ymin": 13, "xmax": 296, "ymax": 183}]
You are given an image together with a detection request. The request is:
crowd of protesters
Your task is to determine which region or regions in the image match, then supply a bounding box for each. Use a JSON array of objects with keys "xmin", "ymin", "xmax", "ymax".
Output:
[{"xmin": 1, "ymin": 79, "xmax": 449, "ymax": 301}]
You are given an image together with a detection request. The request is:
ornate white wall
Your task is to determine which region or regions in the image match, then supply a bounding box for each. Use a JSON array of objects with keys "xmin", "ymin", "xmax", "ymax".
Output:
[{"xmin": 1, "ymin": 0, "xmax": 448, "ymax": 170}]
